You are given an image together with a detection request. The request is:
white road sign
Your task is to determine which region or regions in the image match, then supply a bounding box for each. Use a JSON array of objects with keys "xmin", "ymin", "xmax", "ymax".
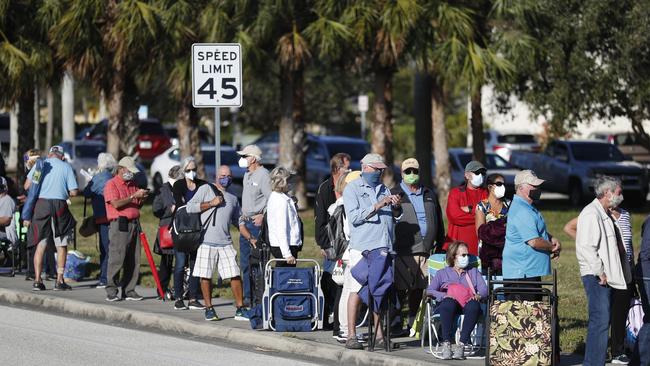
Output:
[
  {"xmin": 358, "ymin": 95, "xmax": 369, "ymax": 113},
  {"xmin": 192, "ymin": 43, "xmax": 242, "ymax": 108}
]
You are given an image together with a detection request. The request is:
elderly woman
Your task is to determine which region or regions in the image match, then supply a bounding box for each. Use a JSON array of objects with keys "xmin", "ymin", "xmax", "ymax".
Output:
[
  {"xmin": 171, "ymin": 157, "xmax": 207, "ymax": 311},
  {"xmin": 427, "ymin": 241, "xmax": 488, "ymax": 360},
  {"xmin": 152, "ymin": 165, "xmax": 183, "ymax": 300},
  {"xmin": 267, "ymin": 167, "xmax": 302, "ymax": 267},
  {"xmin": 83, "ymin": 152, "xmax": 117, "ymax": 288},
  {"xmin": 475, "ymin": 173, "xmax": 510, "ymax": 275}
]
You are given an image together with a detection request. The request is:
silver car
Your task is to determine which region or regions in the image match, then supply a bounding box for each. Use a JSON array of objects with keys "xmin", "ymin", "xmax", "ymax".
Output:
[
  {"xmin": 484, "ymin": 130, "xmax": 540, "ymax": 161},
  {"xmin": 59, "ymin": 140, "xmax": 107, "ymax": 190}
]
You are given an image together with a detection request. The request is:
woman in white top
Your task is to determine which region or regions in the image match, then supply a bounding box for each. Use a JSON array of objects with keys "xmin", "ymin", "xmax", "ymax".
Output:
[{"xmin": 267, "ymin": 167, "xmax": 302, "ymax": 267}]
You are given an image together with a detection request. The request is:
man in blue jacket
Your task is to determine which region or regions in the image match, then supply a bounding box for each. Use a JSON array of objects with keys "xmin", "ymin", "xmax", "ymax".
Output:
[{"xmin": 635, "ymin": 215, "xmax": 650, "ymax": 365}]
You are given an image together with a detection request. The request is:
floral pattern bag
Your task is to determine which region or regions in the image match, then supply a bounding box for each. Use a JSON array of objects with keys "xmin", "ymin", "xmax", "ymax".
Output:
[{"xmin": 489, "ymin": 300, "xmax": 552, "ymax": 366}]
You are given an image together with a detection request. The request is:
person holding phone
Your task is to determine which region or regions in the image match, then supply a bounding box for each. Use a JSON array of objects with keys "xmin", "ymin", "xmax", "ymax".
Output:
[{"xmin": 103, "ymin": 156, "xmax": 149, "ymax": 302}]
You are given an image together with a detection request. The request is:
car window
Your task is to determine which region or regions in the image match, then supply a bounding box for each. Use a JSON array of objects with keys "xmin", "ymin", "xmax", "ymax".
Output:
[
  {"xmin": 256, "ymin": 132, "xmax": 278, "ymax": 143},
  {"xmin": 497, "ymin": 134, "xmax": 536, "ymax": 144},
  {"xmin": 572, "ymin": 143, "xmax": 625, "ymax": 162},
  {"xmin": 168, "ymin": 149, "xmax": 180, "ymax": 162},
  {"xmin": 165, "ymin": 127, "xmax": 178, "ymax": 139},
  {"xmin": 140, "ymin": 122, "xmax": 166, "ymax": 135},
  {"xmin": 0, "ymin": 114, "xmax": 9, "ymax": 129},
  {"xmin": 615, "ymin": 133, "xmax": 636, "ymax": 146},
  {"xmin": 75, "ymin": 144, "xmax": 106, "ymax": 158},
  {"xmin": 458, "ymin": 153, "xmax": 514, "ymax": 169},
  {"xmin": 221, "ymin": 150, "xmax": 239, "ymax": 165},
  {"xmin": 554, "ymin": 144, "xmax": 569, "ymax": 161},
  {"xmin": 324, "ymin": 142, "xmax": 369, "ymax": 161},
  {"xmin": 307, "ymin": 141, "xmax": 327, "ymax": 162}
]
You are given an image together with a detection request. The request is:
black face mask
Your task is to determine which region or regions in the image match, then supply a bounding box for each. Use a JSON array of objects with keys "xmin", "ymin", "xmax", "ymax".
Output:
[{"xmin": 529, "ymin": 188, "xmax": 542, "ymax": 201}]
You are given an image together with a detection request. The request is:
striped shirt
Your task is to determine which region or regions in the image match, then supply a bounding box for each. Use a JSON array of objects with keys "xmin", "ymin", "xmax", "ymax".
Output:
[{"xmin": 614, "ymin": 208, "xmax": 633, "ymax": 264}]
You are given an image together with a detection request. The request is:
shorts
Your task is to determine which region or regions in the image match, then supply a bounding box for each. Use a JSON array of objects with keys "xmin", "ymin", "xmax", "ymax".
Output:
[
  {"xmin": 192, "ymin": 244, "xmax": 240, "ymax": 280},
  {"xmin": 394, "ymin": 254, "xmax": 429, "ymax": 290},
  {"xmin": 343, "ymin": 249, "xmax": 364, "ymax": 293}
]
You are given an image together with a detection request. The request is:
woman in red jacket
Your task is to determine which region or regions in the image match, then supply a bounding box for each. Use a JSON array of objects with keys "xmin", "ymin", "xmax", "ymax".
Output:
[{"xmin": 444, "ymin": 161, "xmax": 488, "ymax": 255}]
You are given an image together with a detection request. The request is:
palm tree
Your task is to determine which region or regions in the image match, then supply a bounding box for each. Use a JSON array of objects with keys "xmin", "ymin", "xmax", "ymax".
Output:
[{"xmin": 51, "ymin": 0, "xmax": 163, "ymax": 159}]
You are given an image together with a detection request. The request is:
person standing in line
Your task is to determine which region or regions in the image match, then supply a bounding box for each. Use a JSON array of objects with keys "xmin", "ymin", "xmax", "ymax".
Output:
[
  {"xmin": 83, "ymin": 153, "xmax": 117, "ymax": 288},
  {"xmin": 152, "ymin": 165, "xmax": 183, "ymax": 300},
  {"xmin": 576, "ymin": 176, "xmax": 633, "ymax": 366},
  {"xmin": 315, "ymin": 153, "xmax": 351, "ymax": 332},
  {"xmin": 445, "ymin": 161, "xmax": 488, "ymax": 255},
  {"xmin": 103, "ymin": 157, "xmax": 149, "ymax": 302},
  {"xmin": 475, "ymin": 173, "xmax": 510, "ymax": 275},
  {"xmin": 236, "ymin": 145, "xmax": 271, "ymax": 306},
  {"xmin": 634, "ymin": 215, "xmax": 650, "ymax": 366},
  {"xmin": 25, "ymin": 146, "xmax": 78, "ymax": 291},
  {"xmin": 267, "ymin": 167, "xmax": 302, "ymax": 267}
]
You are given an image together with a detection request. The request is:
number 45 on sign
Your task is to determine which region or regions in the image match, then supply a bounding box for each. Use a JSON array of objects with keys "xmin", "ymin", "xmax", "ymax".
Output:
[{"xmin": 192, "ymin": 43, "xmax": 242, "ymax": 108}]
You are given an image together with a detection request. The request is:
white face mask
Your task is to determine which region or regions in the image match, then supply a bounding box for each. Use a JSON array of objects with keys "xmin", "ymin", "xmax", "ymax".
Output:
[
  {"xmin": 494, "ymin": 185, "xmax": 506, "ymax": 199},
  {"xmin": 185, "ymin": 171, "xmax": 196, "ymax": 181},
  {"xmin": 238, "ymin": 157, "xmax": 249, "ymax": 169},
  {"xmin": 470, "ymin": 173, "xmax": 484, "ymax": 187},
  {"xmin": 457, "ymin": 255, "xmax": 469, "ymax": 269}
]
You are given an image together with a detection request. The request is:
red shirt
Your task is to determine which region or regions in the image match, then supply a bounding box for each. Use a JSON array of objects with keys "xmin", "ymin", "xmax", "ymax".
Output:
[
  {"xmin": 445, "ymin": 184, "xmax": 488, "ymax": 255},
  {"xmin": 103, "ymin": 176, "xmax": 141, "ymax": 221}
]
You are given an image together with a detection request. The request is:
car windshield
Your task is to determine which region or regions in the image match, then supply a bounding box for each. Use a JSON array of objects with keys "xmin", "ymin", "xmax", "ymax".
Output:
[
  {"xmin": 75, "ymin": 144, "xmax": 106, "ymax": 158},
  {"xmin": 140, "ymin": 122, "xmax": 165, "ymax": 135},
  {"xmin": 201, "ymin": 150, "xmax": 238, "ymax": 166},
  {"xmin": 325, "ymin": 142, "xmax": 369, "ymax": 161},
  {"xmin": 458, "ymin": 153, "xmax": 515, "ymax": 169},
  {"xmin": 497, "ymin": 134, "xmax": 536, "ymax": 144},
  {"xmin": 572, "ymin": 143, "xmax": 625, "ymax": 162}
]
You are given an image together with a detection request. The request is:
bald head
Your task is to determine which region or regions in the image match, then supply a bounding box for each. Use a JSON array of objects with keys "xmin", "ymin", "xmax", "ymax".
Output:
[{"xmin": 217, "ymin": 165, "xmax": 232, "ymax": 188}]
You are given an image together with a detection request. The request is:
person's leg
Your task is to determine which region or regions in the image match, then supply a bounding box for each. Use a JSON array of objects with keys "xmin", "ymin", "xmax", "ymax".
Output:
[
  {"xmin": 409, "ymin": 289, "xmax": 424, "ymax": 328},
  {"xmin": 200, "ymin": 278, "xmax": 212, "ymax": 308},
  {"xmin": 239, "ymin": 221, "xmax": 259, "ymax": 304},
  {"xmin": 187, "ymin": 251, "xmax": 200, "ymax": 300},
  {"xmin": 121, "ymin": 224, "xmax": 141, "ymax": 294},
  {"xmin": 33, "ymin": 241, "xmax": 46, "ymax": 283},
  {"xmin": 459, "ymin": 300, "xmax": 482, "ymax": 344},
  {"xmin": 582, "ymin": 275, "xmax": 612, "ymax": 366},
  {"xmin": 105, "ymin": 222, "xmax": 127, "ymax": 297},
  {"xmin": 173, "ymin": 250, "xmax": 187, "ymax": 300},
  {"xmin": 338, "ymin": 278, "xmax": 351, "ymax": 337},
  {"xmin": 45, "ymin": 244, "xmax": 57, "ymax": 278},
  {"xmin": 347, "ymin": 292, "xmax": 361, "ymax": 339},
  {"xmin": 332, "ymin": 284, "xmax": 343, "ymax": 335},
  {"xmin": 610, "ymin": 287, "xmax": 631, "ymax": 358},
  {"xmin": 437, "ymin": 297, "xmax": 461, "ymax": 343},
  {"xmin": 98, "ymin": 223, "xmax": 110, "ymax": 284},
  {"xmin": 321, "ymin": 260, "xmax": 335, "ymax": 328},
  {"xmin": 635, "ymin": 278, "xmax": 650, "ymax": 365},
  {"xmin": 216, "ymin": 245, "xmax": 244, "ymax": 308},
  {"xmin": 230, "ymin": 276, "xmax": 244, "ymax": 308},
  {"xmin": 55, "ymin": 244, "xmax": 67, "ymax": 283},
  {"xmin": 158, "ymin": 253, "xmax": 173, "ymax": 290}
]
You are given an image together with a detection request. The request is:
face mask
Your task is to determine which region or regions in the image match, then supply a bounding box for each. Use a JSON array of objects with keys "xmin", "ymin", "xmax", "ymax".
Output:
[
  {"xmin": 609, "ymin": 192, "xmax": 624, "ymax": 208},
  {"xmin": 185, "ymin": 171, "xmax": 196, "ymax": 181},
  {"xmin": 529, "ymin": 188, "xmax": 542, "ymax": 201},
  {"xmin": 238, "ymin": 157, "xmax": 249, "ymax": 169},
  {"xmin": 362, "ymin": 171, "xmax": 382, "ymax": 187},
  {"xmin": 457, "ymin": 255, "xmax": 469, "ymax": 269},
  {"xmin": 470, "ymin": 173, "xmax": 484, "ymax": 187},
  {"xmin": 122, "ymin": 172, "xmax": 134, "ymax": 181},
  {"xmin": 494, "ymin": 185, "xmax": 506, "ymax": 199},
  {"xmin": 219, "ymin": 176, "xmax": 232, "ymax": 188},
  {"xmin": 403, "ymin": 174, "xmax": 419, "ymax": 185}
]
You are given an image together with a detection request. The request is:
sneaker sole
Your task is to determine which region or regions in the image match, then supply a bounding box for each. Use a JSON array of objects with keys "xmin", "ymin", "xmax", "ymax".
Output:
[
  {"xmin": 32, "ymin": 288, "xmax": 45, "ymax": 291},
  {"xmin": 106, "ymin": 297, "xmax": 121, "ymax": 302},
  {"xmin": 53, "ymin": 287, "xmax": 72, "ymax": 291},
  {"xmin": 205, "ymin": 317, "xmax": 220, "ymax": 321},
  {"xmin": 125, "ymin": 298, "xmax": 143, "ymax": 301},
  {"xmin": 174, "ymin": 307, "xmax": 188, "ymax": 310},
  {"xmin": 188, "ymin": 306, "xmax": 205, "ymax": 310},
  {"xmin": 611, "ymin": 361, "xmax": 629, "ymax": 365},
  {"xmin": 234, "ymin": 315, "xmax": 249, "ymax": 321}
]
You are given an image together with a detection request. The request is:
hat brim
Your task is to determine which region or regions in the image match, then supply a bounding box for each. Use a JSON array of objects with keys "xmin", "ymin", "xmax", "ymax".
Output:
[
  {"xmin": 126, "ymin": 166, "xmax": 140, "ymax": 173},
  {"xmin": 529, "ymin": 178, "xmax": 545, "ymax": 186},
  {"xmin": 367, "ymin": 162, "xmax": 388, "ymax": 169}
]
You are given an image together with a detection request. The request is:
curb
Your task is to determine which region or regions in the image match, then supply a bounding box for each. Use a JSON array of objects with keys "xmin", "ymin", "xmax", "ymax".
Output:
[{"xmin": 0, "ymin": 288, "xmax": 442, "ymax": 366}]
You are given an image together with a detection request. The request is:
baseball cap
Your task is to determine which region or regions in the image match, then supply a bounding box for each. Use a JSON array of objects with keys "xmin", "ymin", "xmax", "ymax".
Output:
[
  {"xmin": 515, "ymin": 169, "xmax": 545, "ymax": 186},
  {"xmin": 401, "ymin": 158, "xmax": 419, "ymax": 171},
  {"xmin": 360, "ymin": 153, "xmax": 387, "ymax": 169},
  {"xmin": 118, "ymin": 156, "xmax": 140, "ymax": 173},
  {"xmin": 49, "ymin": 145, "xmax": 64, "ymax": 156},
  {"xmin": 464, "ymin": 160, "xmax": 486, "ymax": 173},
  {"xmin": 237, "ymin": 145, "xmax": 262, "ymax": 160}
]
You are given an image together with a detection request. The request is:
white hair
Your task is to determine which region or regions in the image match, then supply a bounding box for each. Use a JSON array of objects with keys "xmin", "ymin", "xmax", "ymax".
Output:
[
  {"xmin": 270, "ymin": 167, "xmax": 291, "ymax": 193},
  {"xmin": 97, "ymin": 153, "xmax": 117, "ymax": 173},
  {"xmin": 594, "ymin": 176, "xmax": 621, "ymax": 198},
  {"xmin": 181, "ymin": 156, "xmax": 196, "ymax": 171}
]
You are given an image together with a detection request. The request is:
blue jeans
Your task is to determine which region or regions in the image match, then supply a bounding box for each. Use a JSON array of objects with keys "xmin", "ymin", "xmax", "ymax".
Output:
[
  {"xmin": 437, "ymin": 298, "xmax": 482, "ymax": 344},
  {"xmin": 239, "ymin": 221, "xmax": 260, "ymax": 303},
  {"xmin": 635, "ymin": 277, "xmax": 650, "ymax": 365},
  {"xmin": 582, "ymin": 275, "xmax": 612, "ymax": 366},
  {"xmin": 174, "ymin": 249, "xmax": 199, "ymax": 300},
  {"xmin": 98, "ymin": 223, "xmax": 110, "ymax": 284}
]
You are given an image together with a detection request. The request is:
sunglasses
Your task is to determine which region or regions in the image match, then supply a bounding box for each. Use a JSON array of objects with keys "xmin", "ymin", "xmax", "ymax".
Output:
[
  {"xmin": 185, "ymin": 168, "xmax": 197, "ymax": 173},
  {"xmin": 457, "ymin": 253, "xmax": 468, "ymax": 258},
  {"xmin": 403, "ymin": 168, "xmax": 419, "ymax": 175},
  {"xmin": 490, "ymin": 182, "xmax": 505, "ymax": 187}
]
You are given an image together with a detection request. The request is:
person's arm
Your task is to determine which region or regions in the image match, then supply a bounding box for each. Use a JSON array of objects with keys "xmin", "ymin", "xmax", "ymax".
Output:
[
  {"xmin": 433, "ymin": 195, "xmax": 446, "ymax": 252},
  {"xmin": 576, "ymin": 212, "xmax": 605, "ymax": 277},
  {"xmin": 172, "ymin": 180, "xmax": 185, "ymax": 207},
  {"xmin": 446, "ymin": 189, "xmax": 476, "ymax": 226},
  {"xmin": 0, "ymin": 216, "xmax": 11, "ymax": 227},
  {"xmin": 343, "ymin": 184, "xmax": 392, "ymax": 226},
  {"xmin": 186, "ymin": 185, "xmax": 223, "ymax": 213},
  {"xmin": 66, "ymin": 164, "xmax": 79, "ymax": 197},
  {"xmin": 239, "ymin": 223, "xmax": 257, "ymax": 247},
  {"xmin": 82, "ymin": 180, "xmax": 93, "ymax": 198},
  {"xmin": 152, "ymin": 190, "xmax": 167, "ymax": 219},
  {"xmin": 639, "ymin": 217, "xmax": 650, "ymax": 264},
  {"xmin": 260, "ymin": 171, "xmax": 272, "ymax": 203},
  {"xmin": 563, "ymin": 217, "xmax": 578, "ymax": 240},
  {"xmin": 426, "ymin": 272, "xmax": 446, "ymax": 302},
  {"xmin": 474, "ymin": 270, "xmax": 488, "ymax": 299},
  {"xmin": 269, "ymin": 197, "xmax": 292, "ymax": 258},
  {"xmin": 475, "ymin": 204, "xmax": 486, "ymax": 234},
  {"xmin": 231, "ymin": 199, "xmax": 242, "ymax": 229}
]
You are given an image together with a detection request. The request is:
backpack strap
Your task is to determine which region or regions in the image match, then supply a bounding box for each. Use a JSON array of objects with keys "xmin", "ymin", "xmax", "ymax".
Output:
[{"xmin": 205, "ymin": 184, "xmax": 223, "ymax": 226}]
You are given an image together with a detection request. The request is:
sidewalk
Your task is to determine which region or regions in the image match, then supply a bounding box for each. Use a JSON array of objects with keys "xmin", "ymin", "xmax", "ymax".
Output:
[{"xmin": 0, "ymin": 275, "xmax": 584, "ymax": 365}]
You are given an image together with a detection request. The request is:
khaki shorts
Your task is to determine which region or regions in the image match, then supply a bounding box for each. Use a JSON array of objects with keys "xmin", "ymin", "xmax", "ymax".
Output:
[{"xmin": 394, "ymin": 255, "xmax": 429, "ymax": 290}]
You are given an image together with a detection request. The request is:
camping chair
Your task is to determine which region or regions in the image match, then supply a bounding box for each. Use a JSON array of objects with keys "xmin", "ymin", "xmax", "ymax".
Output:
[{"xmin": 421, "ymin": 253, "xmax": 486, "ymax": 359}]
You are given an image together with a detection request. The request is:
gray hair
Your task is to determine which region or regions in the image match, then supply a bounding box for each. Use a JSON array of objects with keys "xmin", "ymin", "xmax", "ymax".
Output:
[
  {"xmin": 97, "ymin": 153, "xmax": 117, "ymax": 173},
  {"xmin": 168, "ymin": 165, "xmax": 183, "ymax": 180},
  {"xmin": 270, "ymin": 167, "xmax": 291, "ymax": 193},
  {"xmin": 594, "ymin": 176, "xmax": 621, "ymax": 198},
  {"xmin": 181, "ymin": 156, "xmax": 196, "ymax": 171}
]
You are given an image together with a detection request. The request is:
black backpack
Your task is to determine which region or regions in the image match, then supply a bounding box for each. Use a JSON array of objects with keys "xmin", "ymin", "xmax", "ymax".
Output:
[
  {"xmin": 326, "ymin": 205, "xmax": 349, "ymax": 260},
  {"xmin": 171, "ymin": 185, "xmax": 221, "ymax": 252}
]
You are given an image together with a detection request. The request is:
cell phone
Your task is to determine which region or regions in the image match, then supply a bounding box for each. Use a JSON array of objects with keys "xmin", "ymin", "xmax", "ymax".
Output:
[{"xmin": 398, "ymin": 192, "xmax": 405, "ymax": 198}]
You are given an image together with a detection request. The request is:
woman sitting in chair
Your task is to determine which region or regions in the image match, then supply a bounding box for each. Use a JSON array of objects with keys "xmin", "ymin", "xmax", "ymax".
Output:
[{"xmin": 427, "ymin": 241, "xmax": 488, "ymax": 360}]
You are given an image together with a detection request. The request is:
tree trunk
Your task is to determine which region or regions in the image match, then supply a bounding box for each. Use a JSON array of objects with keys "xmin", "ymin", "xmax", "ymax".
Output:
[
  {"xmin": 177, "ymin": 102, "xmax": 204, "ymax": 178},
  {"xmin": 61, "ymin": 71, "xmax": 75, "ymax": 141},
  {"xmin": 414, "ymin": 71, "xmax": 433, "ymax": 188},
  {"xmin": 470, "ymin": 88, "xmax": 486, "ymax": 164},
  {"xmin": 371, "ymin": 67, "xmax": 394, "ymax": 184},
  {"xmin": 278, "ymin": 68, "xmax": 307, "ymax": 210},
  {"xmin": 107, "ymin": 70, "xmax": 124, "ymax": 159},
  {"xmin": 431, "ymin": 78, "xmax": 450, "ymax": 210},
  {"xmin": 34, "ymin": 87, "xmax": 40, "ymax": 149},
  {"xmin": 18, "ymin": 92, "xmax": 36, "ymax": 184},
  {"xmin": 8, "ymin": 105, "xmax": 19, "ymax": 174},
  {"xmin": 46, "ymin": 87, "xmax": 54, "ymax": 149}
]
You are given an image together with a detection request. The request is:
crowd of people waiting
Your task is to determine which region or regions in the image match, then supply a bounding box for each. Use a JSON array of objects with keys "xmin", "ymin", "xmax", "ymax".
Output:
[{"xmin": 4, "ymin": 142, "xmax": 649, "ymax": 364}]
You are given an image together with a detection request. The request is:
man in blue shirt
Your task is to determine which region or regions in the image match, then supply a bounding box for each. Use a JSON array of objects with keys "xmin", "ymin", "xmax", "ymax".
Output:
[
  {"xmin": 502, "ymin": 170, "xmax": 561, "ymax": 299},
  {"xmin": 391, "ymin": 158, "xmax": 444, "ymax": 334},
  {"xmin": 25, "ymin": 146, "xmax": 79, "ymax": 291},
  {"xmin": 342, "ymin": 153, "xmax": 401, "ymax": 350}
]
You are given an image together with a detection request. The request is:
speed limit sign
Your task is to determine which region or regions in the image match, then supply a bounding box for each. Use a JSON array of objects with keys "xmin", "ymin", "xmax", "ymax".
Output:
[{"xmin": 191, "ymin": 43, "xmax": 242, "ymax": 107}]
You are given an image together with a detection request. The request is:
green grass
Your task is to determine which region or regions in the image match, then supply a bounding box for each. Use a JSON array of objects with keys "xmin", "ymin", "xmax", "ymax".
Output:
[{"xmin": 68, "ymin": 196, "xmax": 649, "ymax": 354}]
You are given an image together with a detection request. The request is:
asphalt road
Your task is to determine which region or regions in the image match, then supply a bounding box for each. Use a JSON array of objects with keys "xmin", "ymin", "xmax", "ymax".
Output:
[{"xmin": 0, "ymin": 305, "xmax": 323, "ymax": 366}]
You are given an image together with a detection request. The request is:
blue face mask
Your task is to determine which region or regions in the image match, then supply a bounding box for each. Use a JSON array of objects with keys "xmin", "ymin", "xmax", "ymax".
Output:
[
  {"xmin": 362, "ymin": 171, "xmax": 382, "ymax": 187},
  {"xmin": 218, "ymin": 177, "xmax": 232, "ymax": 188}
]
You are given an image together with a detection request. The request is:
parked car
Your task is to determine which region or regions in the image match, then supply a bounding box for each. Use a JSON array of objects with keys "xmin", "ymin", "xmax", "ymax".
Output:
[
  {"xmin": 482, "ymin": 130, "xmax": 541, "ymax": 161},
  {"xmin": 164, "ymin": 125, "xmax": 214, "ymax": 147},
  {"xmin": 305, "ymin": 135, "xmax": 370, "ymax": 193},
  {"xmin": 149, "ymin": 144, "xmax": 245, "ymax": 198},
  {"xmin": 83, "ymin": 118, "xmax": 172, "ymax": 162},
  {"xmin": 432, "ymin": 148, "xmax": 520, "ymax": 197},
  {"xmin": 510, "ymin": 140, "xmax": 649, "ymax": 206},
  {"xmin": 589, "ymin": 131, "xmax": 650, "ymax": 170},
  {"xmin": 58, "ymin": 140, "xmax": 108, "ymax": 190}
]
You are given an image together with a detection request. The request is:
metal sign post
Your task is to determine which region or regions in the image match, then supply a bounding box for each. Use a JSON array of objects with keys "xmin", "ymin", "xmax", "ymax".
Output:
[
  {"xmin": 358, "ymin": 95, "xmax": 369, "ymax": 139},
  {"xmin": 191, "ymin": 43, "xmax": 242, "ymax": 178}
]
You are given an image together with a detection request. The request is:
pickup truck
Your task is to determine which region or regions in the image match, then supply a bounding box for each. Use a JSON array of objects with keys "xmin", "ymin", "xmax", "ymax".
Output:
[{"xmin": 510, "ymin": 140, "xmax": 649, "ymax": 207}]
